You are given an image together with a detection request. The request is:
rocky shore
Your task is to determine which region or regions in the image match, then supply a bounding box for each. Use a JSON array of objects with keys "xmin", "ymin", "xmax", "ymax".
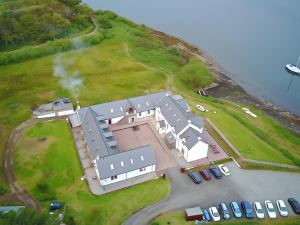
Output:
[{"xmin": 150, "ymin": 29, "xmax": 300, "ymax": 135}]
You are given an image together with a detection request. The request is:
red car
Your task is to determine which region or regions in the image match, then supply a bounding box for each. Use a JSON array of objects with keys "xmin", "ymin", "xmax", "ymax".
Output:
[{"xmin": 199, "ymin": 169, "xmax": 211, "ymax": 180}]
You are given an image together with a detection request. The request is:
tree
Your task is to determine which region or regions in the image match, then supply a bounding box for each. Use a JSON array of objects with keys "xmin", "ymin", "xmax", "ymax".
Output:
[
  {"xmin": 179, "ymin": 58, "xmax": 213, "ymax": 90},
  {"xmin": 58, "ymin": 0, "xmax": 81, "ymax": 7}
]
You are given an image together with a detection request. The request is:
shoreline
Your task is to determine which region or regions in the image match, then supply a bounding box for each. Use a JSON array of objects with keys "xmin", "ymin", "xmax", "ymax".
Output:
[{"xmin": 149, "ymin": 28, "xmax": 300, "ymax": 135}]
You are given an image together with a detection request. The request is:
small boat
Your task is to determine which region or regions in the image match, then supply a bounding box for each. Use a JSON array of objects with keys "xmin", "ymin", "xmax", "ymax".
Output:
[
  {"xmin": 286, "ymin": 56, "xmax": 300, "ymax": 75},
  {"xmin": 196, "ymin": 104, "xmax": 208, "ymax": 112}
]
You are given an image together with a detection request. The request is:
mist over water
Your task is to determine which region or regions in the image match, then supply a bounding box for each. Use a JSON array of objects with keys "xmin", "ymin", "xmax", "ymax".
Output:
[{"xmin": 83, "ymin": 0, "xmax": 300, "ymax": 116}]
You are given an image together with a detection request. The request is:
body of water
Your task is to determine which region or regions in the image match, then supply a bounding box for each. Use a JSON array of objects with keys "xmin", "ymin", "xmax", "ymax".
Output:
[{"xmin": 84, "ymin": 0, "xmax": 300, "ymax": 116}]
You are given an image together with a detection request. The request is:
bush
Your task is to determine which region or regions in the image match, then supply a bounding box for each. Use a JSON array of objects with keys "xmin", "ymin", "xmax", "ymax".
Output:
[
  {"xmin": 168, "ymin": 46, "xmax": 181, "ymax": 57},
  {"xmin": 97, "ymin": 15, "xmax": 113, "ymax": 29},
  {"xmin": 178, "ymin": 57, "xmax": 213, "ymax": 90},
  {"xmin": 0, "ymin": 183, "xmax": 8, "ymax": 195},
  {"xmin": 0, "ymin": 32, "xmax": 105, "ymax": 65},
  {"xmin": 34, "ymin": 181, "xmax": 56, "ymax": 201}
]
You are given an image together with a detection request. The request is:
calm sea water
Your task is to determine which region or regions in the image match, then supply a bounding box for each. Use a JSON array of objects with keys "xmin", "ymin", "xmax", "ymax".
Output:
[{"xmin": 84, "ymin": 0, "xmax": 300, "ymax": 116}]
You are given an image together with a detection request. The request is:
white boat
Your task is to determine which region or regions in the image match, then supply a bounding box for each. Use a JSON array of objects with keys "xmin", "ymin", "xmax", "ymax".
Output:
[
  {"xmin": 196, "ymin": 104, "xmax": 208, "ymax": 112},
  {"xmin": 286, "ymin": 56, "xmax": 300, "ymax": 74}
]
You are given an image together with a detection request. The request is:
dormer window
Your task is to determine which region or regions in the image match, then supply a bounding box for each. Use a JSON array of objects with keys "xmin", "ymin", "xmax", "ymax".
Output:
[
  {"xmin": 121, "ymin": 161, "xmax": 124, "ymax": 166},
  {"xmin": 111, "ymin": 108, "xmax": 114, "ymax": 113},
  {"xmin": 146, "ymin": 101, "xmax": 149, "ymax": 106},
  {"xmin": 130, "ymin": 158, "xmax": 133, "ymax": 164},
  {"xmin": 120, "ymin": 107, "xmax": 123, "ymax": 111},
  {"xmin": 141, "ymin": 155, "xmax": 144, "ymax": 161},
  {"xmin": 110, "ymin": 164, "xmax": 114, "ymax": 170}
]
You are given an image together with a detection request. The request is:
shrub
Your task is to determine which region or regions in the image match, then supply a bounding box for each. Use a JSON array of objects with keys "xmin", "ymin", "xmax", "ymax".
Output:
[
  {"xmin": 168, "ymin": 46, "xmax": 181, "ymax": 57},
  {"xmin": 178, "ymin": 57, "xmax": 213, "ymax": 90},
  {"xmin": 97, "ymin": 15, "xmax": 113, "ymax": 29}
]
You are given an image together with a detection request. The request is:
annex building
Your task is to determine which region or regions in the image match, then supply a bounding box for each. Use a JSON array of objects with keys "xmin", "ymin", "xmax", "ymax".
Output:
[{"xmin": 74, "ymin": 91, "xmax": 208, "ymax": 186}]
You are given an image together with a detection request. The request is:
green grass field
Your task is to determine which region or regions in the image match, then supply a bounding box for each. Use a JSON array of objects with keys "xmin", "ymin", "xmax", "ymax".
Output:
[
  {"xmin": 151, "ymin": 211, "xmax": 300, "ymax": 225},
  {"xmin": 1, "ymin": 14, "xmax": 300, "ymax": 195},
  {"xmin": 14, "ymin": 121, "xmax": 170, "ymax": 225}
]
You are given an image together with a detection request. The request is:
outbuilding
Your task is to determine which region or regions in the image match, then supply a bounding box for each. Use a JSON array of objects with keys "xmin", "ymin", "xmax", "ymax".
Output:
[{"xmin": 185, "ymin": 207, "xmax": 203, "ymax": 221}]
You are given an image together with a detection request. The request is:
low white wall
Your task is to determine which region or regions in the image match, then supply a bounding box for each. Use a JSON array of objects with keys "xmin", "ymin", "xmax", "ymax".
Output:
[
  {"xmin": 37, "ymin": 113, "xmax": 56, "ymax": 118},
  {"xmin": 57, "ymin": 109, "xmax": 75, "ymax": 116},
  {"xmin": 100, "ymin": 173, "xmax": 127, "ymax": 186}
]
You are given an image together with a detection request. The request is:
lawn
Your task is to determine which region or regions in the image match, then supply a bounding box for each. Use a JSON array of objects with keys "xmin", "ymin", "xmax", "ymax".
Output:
[
  {"xmin": 14, "ymin": 121, "xmax": 170, "ymax": 225},
  {"xmin": 1, "ymin": 11, "xmax": 300, "ymax": 195},
  {"xmin": 150, "ymin": 211, "xmax": 300, "ymax": 225}
]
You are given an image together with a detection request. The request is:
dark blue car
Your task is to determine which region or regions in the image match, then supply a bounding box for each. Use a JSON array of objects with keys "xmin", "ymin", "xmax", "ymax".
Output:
[
  {"xmin": 188, "ymin": 171, "xmax": 202, "ymax": 184},
  {"xmin": 241, "ymin": 201, "xmax": 254, "ymax": 219},
  {"xmin": 209, "ymin": 166, "xmax": 222, "ymax": 179},
  {"xmin": 203, "ymin": 209, "xmax": 211, "ymax": 221}
]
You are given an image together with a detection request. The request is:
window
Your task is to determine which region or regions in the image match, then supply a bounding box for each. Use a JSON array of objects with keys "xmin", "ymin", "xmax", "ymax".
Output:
[
  {"xmin": 111, "ymin": 175, "xmax": 117, "ymax": 180},
  {"xmin": 138, "ymin": 112, "xmax": 142, "ymax": 116},
  {"xmin": 147, "ymin": 110, "xmax": 151, "ymax": 115},
  {"xmin": 140, "ymin": 167, "xmax": 146, "ymax": 172}
]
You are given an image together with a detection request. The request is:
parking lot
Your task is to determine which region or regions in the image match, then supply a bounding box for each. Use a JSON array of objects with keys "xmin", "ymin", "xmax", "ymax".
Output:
[{"xmin": 125, "ymin": 162, "xmax": 300, "ymax": 225}]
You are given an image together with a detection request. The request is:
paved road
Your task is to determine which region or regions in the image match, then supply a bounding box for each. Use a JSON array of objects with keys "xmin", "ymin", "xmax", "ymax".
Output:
[
  {"xmin": 124, "ymin": 162, "xmax": 300, "ymax": 225},
  {"xmin": 2, "ymin": 117, "xmax": 66, "ymax": 211}
]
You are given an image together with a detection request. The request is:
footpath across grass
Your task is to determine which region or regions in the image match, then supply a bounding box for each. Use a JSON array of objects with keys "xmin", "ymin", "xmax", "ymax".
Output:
[
  {"xmin": 151, "ymin": 211, "xmax": 300, "ymax": 225},
  {"xmin": 14, "ymin": 121, "xmax": 170, "ymax": 225}
]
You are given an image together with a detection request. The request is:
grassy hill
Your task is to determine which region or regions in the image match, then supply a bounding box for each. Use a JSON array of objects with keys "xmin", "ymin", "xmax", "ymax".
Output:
[{"xmin": 0, "ymin": 9, "xmax": 299, "ymax": 199}]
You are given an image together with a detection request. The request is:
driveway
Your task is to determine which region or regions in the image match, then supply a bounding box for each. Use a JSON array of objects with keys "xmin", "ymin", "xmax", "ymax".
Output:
[{"xmin": 124, "ymin": 162, "xmax": 300, "ymax": 225}]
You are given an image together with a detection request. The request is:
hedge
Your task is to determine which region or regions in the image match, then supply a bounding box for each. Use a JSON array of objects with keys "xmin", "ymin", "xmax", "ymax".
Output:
[{"xmin": 0, "ymin": 32, "xmax": 105, "ymax": 65}]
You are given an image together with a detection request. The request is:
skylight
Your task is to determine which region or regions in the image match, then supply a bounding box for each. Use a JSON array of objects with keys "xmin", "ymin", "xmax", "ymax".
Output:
[
  {"xmin": 130, "ymin": 158, "xmax": 133, "ymax": 164},
  {"xmin": 121, "ymin": 161, "xmax": 124, "ymax": 166},
  {"xmin": 141, "ymin": 155, "xmax": 144, "ymax": 161},
  {"xmin": 110, "ymin": 164, "xmax": 114, "ymax": 170},
  {"xmin": 111, "ymin": 108, "xmax": 114, "ymax": 113}
]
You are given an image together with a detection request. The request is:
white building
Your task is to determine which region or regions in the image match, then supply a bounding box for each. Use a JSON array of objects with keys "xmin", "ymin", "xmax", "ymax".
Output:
[{"xmin": 75, "ymin": 91, "xmax": 208, "ymax": 186}]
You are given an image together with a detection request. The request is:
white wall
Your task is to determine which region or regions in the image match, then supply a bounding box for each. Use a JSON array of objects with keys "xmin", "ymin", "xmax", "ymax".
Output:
[
  {"xmin": 99, "ymin": 165, "xmax": 155, "ymax": 186},
  {"xmin": 100, "ymin": 173, "xmax": 127, "ymax": 186},
  {"xmin": 57, "ymin": 109, "xmax": 75, "ymax": 116},
  {"xmin": 37, "ymin": 113, "xmax": 56, "ymax": 118},
  {"xmin": 185, "ymin": 141, "xmax": 208, "ymax": 162},
  {"xmin": 111, "ymin": 116, "xmax": 124, "ymax": 124}
]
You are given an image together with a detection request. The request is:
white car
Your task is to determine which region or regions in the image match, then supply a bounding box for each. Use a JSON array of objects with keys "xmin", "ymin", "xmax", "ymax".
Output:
[
  {"xmin": 265, "ymin": 200, "xmax": 277, "ymax": 219},
  {"xmin": 254, "ymin": 202, "xmax": 265, "ymax": 219},
  {"xmin": 196, "ymin": 104, "xmax": 208, "ymax": 112},
  {"xmin": 276, "ymin": 200, "xmax": 288, "ymax": 217},
  {"xmin": 218, "ymin": 164, "xmax": 230, "ymax": 176},
  {"xmin": 209, "ymin": 207, "xmax": 220, "ymax": 222}
]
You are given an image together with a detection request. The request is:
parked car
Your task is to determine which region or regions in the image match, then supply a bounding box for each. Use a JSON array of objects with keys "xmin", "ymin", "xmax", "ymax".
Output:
[
  {"xmin": 230, "ymin": 201, "xmax": 242, "ymax": 219},
  {"xmin": 209, "ymin": 166, "xmax": 222, "ymax": 179},
  {"xmin": 276, "ymin": 200, "xmax": 288, "ymax": 217},
  {"xmin": 218, "ymin": 164, "xmax": 230, "ymax": 176},
  {"xmin": 219, "ymin": 203, "xmax": 230, "ymax": 220},
  {"xmin": 209, "ymin": 207, "xmax": 220, "ymax": 222},
  {"xmin": 187, "ymin": 171, "xmax": 202, "ymax": 184},
  {"xmin": 241, "ymin": 201, "xmax": 254, "ymax": 219},
  {"xmin": 203, "ymin": 209, "xmax": 211, "ymax": 221},
  {"xmin": 288, "ymin": 198, "xmax": 300, "ymax": 214},
  {"xmin": 254, "ymin": 202, "xmax": 265, "ymax": 219},
  {"xmin": 199, "ymin": 169, "xmax": 211, "ymax": 181},
  {"xmin": 265, "ymin": 200, "xmax": 276, "ymax": 219}
]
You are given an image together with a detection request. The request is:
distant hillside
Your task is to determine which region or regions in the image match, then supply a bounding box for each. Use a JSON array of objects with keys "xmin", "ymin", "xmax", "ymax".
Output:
[{"xmin": 0, "ymin": 0, "xmax": 93, "ymax": 50}]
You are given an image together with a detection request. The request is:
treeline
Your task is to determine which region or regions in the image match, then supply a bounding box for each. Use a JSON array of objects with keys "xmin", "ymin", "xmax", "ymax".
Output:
[
  {"xmin": 0, "ymin": 32, "xmax": 104, "ymax": 65},
  {"xmin": 0, "ymin": 0, "xmax": 93, "ymax": 49}
]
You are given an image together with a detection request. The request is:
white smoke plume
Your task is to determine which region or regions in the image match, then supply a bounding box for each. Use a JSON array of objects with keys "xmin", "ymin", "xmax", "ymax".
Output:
[{"xmin": 53, "ymin": 38, "xmax": 85, "ymax": 100}]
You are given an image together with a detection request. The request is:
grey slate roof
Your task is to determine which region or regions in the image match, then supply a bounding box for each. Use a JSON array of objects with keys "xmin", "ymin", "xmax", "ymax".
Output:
[
  {"xmin": 158, "ymin": 120, "xmax": 166, "ymax": 128},
  {"xmin": 166, "ymin": 132, "xmax": 176, "ymax": 144},
  {"xmin": 33, "ymin": 98, "xmax": 73, "ymax": 116},
  {"xmin": 185, "ymin": 207, "xmax": 203, "ymax": 216},
  {"xmin": 68, "ymin": 114, "xmax": 80, "ymax": 128},
  {"xmin": 157, "ymin": 94, "xmax": 190, "ymax": 133},
  {"xmin": 80, "ymin": 107, "xmax": 118, "ymax": 159},
  {"xmin": 180, "ymin": 127, "xmax": 207, "ymax": 149},
  {"xmin": 96, "ymin": 145, "xmax": 156, "ymax": 179},
  {"xmin": 0, "ymin": 206, "xmax": 25, "ymax": 213}
]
